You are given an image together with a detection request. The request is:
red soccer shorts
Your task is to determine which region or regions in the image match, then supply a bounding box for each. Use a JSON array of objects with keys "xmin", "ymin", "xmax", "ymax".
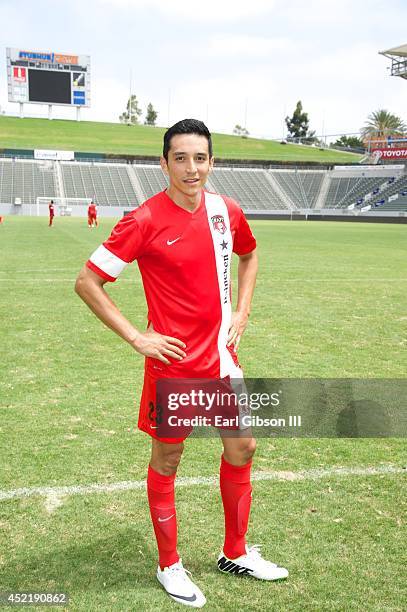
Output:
[
  {"xmin": 137, "ymin": 369, "xmax": 243, "ymax": 444},
  {"xmin": 138, "ymin": 369, "xmax": 186, "ymax": 444}
]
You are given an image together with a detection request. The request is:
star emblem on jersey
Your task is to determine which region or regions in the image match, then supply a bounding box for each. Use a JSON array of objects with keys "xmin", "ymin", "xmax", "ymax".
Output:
[
  {"xmin": 220, "ymin": 240, "xmax": 228, "ymax": 250},
  {"xmin": 211, "ymin": 214, "xmax": 227, "ymax": 234}
]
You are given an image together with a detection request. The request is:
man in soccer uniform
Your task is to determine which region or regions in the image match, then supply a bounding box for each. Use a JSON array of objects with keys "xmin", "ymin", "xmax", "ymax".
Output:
[
  {"xmin": 48, "ymin": 200, "xmax": 55, "ymax": 227},
  {"xmin": 75, "ymin": 120, "xmax": 288, "ymax": 608},
  {"xmin": 87, "ymin": 201, "xmax": 98, "ymax": 228}
]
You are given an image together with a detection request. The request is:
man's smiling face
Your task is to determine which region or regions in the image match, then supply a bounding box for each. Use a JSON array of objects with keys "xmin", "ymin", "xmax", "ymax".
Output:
[{"xmin": 161, "ymin": 133, "xmax": 214, "ymax": 201}]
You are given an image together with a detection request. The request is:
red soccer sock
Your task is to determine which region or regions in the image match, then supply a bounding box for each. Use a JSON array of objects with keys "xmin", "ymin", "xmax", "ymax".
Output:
[
  {"xmin": 147, "ymin": 464, "xmax": 179, "ymax": 570},
  {"xmin": 220, "ymin": 454, "xmax": 253, "ymax": 559}
]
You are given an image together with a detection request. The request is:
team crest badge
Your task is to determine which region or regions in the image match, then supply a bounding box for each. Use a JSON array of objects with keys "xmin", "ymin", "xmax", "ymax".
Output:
[{"xmin": 211, "ymin": 214, "xmax": 227, "ymax": 234}]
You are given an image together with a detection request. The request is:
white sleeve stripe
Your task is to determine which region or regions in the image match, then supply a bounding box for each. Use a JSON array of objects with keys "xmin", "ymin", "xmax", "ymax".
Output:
[{"xmin": 89, "ymin": 245, "xmax": 128, "ymax": 278}]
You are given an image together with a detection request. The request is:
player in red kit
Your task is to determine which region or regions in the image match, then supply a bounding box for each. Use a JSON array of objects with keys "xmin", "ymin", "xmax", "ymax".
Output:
[
  {"xmin": 48, "ymin": 200, "xmax": 55, "ymax": 227},
  {"xmin": 87, "ymin": 201, "xmax": 98, "ymax": 228},
  {"xmin": 75, "ymin": 119, "xmax": 288, "ymax": 608}
]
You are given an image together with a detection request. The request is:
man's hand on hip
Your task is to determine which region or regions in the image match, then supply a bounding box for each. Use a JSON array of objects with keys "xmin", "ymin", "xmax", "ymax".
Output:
[{"xmin": 131, "ymin": 327, "xmax": 187, "ymax": 365}]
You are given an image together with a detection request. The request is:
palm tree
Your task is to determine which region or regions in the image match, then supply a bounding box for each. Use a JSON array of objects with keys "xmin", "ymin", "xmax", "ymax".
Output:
[{"xmin": 361, "ymin": 109, "xmax": 406, "ymax": 141}]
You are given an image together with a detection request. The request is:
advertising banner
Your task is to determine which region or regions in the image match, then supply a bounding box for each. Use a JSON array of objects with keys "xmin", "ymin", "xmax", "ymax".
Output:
[
  {"xmin": 34, "ymin": 149, "xmax": 75, "ymax": 161},
  {"xmin": 13, "ymin": 67, "xmax": 26, "ymax": 82},
  {"xmin": 372, "ymin": 148, "xmax": 407, "ymax": 160}
]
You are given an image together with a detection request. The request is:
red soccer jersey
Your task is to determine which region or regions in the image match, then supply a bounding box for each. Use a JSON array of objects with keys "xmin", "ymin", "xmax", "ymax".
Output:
[
  {"xmin": 88, "ymin": 204, "xmax": 97, "ymax": 216},
  {"xmin": 87, "ymin": 190, "xmax": 256, "ymax": 379},
  {"xmin": 49, "ymin": 204, "xmax": 55, "ymax": 216}
]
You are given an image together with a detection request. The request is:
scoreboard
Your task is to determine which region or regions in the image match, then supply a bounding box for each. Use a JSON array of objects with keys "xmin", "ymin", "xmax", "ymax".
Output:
[{"xmin": 6, "ymin": 47, "xmax": 91, "ymax": 108}]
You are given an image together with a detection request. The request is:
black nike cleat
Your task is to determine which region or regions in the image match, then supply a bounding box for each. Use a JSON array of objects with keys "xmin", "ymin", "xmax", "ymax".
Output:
[{"xmin": 218, "ymin": 545, "xmax": 289, "ymax": 581}]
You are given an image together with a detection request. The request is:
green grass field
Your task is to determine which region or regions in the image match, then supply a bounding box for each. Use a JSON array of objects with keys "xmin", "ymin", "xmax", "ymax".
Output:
[
  {"xmin": 0, "ymin": 217, "xmax": 406, "ymax": 611},
  {"xmin": 0, "ymin": 116, "xmax": 362, "ymax": 163}
]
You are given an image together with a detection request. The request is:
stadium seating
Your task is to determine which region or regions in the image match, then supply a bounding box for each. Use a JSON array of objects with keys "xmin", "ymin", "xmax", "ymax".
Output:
[
  {"xmin": 371, "ymin": 175, "xmax": 407, "ymax": 211},
  {"xmin": 134, "ymin": 165, "xmax": 168, "ymax": 199},
  {"xmin": 270, "ymin": 170, "xmax": 324, "ymax": 209},
  {"xmin": 61, "ymin": 162, "xmax": 137, "ymax": 207},
  {"xmin": 210, "ymin": 168, "xmax": 288, "ymax": 210},
  {"xmin": 324, "ymin": 171, "xmax": 407, "ymax": 210},
  {"xmin": 0, "ymin": 158, "xmax": 56, "ymax": 205},
  {"xmin": 324, "ymin": 177, "xmax": 384, "ymax": 208},
  {"xmin": 1, "ymin": 157, "xmax": 406, "ymax": 213}
]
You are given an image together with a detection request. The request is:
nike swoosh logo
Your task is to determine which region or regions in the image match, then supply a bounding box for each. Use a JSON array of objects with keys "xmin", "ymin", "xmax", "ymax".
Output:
[
  {"xmin": 158, "ymin": 514, "xmax": 175, "ymax": 522},
  {"xmin": 167, "ymin": 238, "xmax": 181, "ymax": 246},
  {"xmin": 167, "ymin": 592, "xmax": 197, "ymax": 602}
]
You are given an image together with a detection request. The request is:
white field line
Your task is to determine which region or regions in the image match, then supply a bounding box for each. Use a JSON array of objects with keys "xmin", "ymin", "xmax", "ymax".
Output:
[
  {"xmin": 0, "ymin": 268, "xmax": 80, "ymax": 273},
  {"xmin": 0, "ymin": 465, "xmax": 404, "ymax": 504},
  {"xmin": 44, "ymin": 491, "xmax": 65, "ymax": 515}
]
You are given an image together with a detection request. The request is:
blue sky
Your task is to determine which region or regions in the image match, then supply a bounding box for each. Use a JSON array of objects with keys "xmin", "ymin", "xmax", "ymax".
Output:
[{"xmin": 0, "ymin": 0, "xmax": 406, "ymax": 140}]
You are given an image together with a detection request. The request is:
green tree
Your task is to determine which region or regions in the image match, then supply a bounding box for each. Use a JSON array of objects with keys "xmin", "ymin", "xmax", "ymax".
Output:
[
  {"xmin": 119, "ymin": 95, "xmax": 142, "ymax": 124},
  {"xmin": 233, "ymin": 124, "xmax": 249, "ymax": 138},
  {"xmin": 361, "ymin": 109, "xmax": 406, "ymax": 140},
  {"xmin": 144, "ymin": 102, "xmax": 158, "ymax": 126},
  {"xmin": 285, "ymin": 101, "xmax": 310, "ymax": 141},
  {"xmin": 332, "ymin": 135, "xmax": 364, "ymax": 149},
  {"xmin": 301, "ymin": 130, "xmax": 317, "ymax": 145}
]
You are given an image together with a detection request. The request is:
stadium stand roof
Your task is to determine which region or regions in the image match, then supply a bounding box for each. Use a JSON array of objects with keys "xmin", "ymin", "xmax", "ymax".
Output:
[
  {"xmin": 379, "ymin": 43, "xmax": 407, "ymax": 79},
  {"xmin": 379, "ymin": 43, "xmax": 407, "ymax": 57}
]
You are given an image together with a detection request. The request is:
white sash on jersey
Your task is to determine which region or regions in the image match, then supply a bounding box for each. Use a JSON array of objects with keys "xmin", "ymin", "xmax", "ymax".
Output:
[{"xmin": 204, "ymin": 192, "xmax": 243, "ymax": 380}]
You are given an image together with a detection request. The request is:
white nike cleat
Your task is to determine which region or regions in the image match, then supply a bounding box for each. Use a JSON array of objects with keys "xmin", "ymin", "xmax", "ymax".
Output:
[
  {"xmin": 157, "ymin": 559, "xmax": 206, "ymax": 607},
  {"xmin": 217, "ymin": 545, "xmax": 289, "ymax": 581}
]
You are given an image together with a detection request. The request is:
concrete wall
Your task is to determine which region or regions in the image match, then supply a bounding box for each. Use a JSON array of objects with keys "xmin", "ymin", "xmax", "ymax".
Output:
[
  {"xmin": 0, "ymin": 203, "xmax": 133, "ymax": 218},
  {"xmin": 1, "ymin": 204, "xmax": 406, "ymax": 223}
]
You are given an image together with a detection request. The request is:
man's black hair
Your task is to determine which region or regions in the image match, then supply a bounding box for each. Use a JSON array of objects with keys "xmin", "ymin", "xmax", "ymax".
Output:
[{"xmin": 163, "ymin": 119, "xmax": 212, "ymax": 161}]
